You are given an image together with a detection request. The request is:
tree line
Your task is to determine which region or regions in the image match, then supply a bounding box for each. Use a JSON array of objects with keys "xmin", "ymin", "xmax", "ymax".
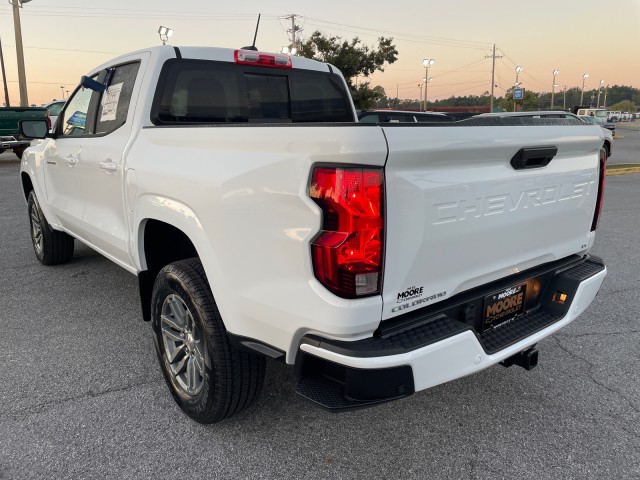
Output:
[{"xmin": 297, "ymin": 31, "xmax": 639, "ymax": 113}]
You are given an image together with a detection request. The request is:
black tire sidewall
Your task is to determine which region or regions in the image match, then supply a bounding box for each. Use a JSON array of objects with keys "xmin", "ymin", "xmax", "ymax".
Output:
[
  {"xmin": 151, "ymin": 264, "xmax": 220, "ymax": 420},
  {"xmin": 27, "ymin": 191, "xmax": 46, "ymax": 263}
]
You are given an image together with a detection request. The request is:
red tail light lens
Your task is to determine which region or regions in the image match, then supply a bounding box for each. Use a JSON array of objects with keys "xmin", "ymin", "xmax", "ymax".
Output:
[
  {"xmin": 234, "ymin": 50, "xmax": 292, "ymax": 69},
  {"xmin": 46, "ymin": 112, "xmax": 52, "ymax": 131},
  {"xmin": 591, "ymin": 148, "xmax": 607, "ymax": 231},
  {"xmin": 309, "ymin": 166, "xmax": 384, "ymax": 298}
]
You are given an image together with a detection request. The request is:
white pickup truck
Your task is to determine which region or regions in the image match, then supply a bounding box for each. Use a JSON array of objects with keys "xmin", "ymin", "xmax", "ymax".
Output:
[{"xmin": 19, "ymin": 46, "xmax": 607, "ymax": 423}]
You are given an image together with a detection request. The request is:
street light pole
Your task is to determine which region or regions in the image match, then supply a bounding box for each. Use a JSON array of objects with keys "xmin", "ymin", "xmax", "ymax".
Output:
[
  {"xmin": 513, "ymin": 66, "xmax": 523, "ymax": 112},
  {"xmin": 423, "ymin": 76, "xmax": 432, "ymax": 111},
  {"xmin": 596, "ymin": 80, "xmax": 604, "ymax": 107},
  {"xmin": 11, "ymin": 0, "xmax": 31, "ymax": 107},
  {"xmin": 551, "ymin": 69, "xmax": 559, "ymax": 109},
  {"xmin": 603, "ymin": 84, "xmax": 609, "ymax": 109},
  {"xmin": 60, "ymin": 85, "xmax": 65, "ymax": 100},
  {"xmin": 580, "ymin": 73, "xmax": 589, "ymax": 105},
  {"xmin": 563, "ymin": 86, "xmax": 567, "ymax": 110},
  {"xmin": 422, "ymin": 58, "xmax": 434, "ymax": 112},
  {"xmin": 158, "ymin": 26, "xmax": 174, "ymax": 45}
]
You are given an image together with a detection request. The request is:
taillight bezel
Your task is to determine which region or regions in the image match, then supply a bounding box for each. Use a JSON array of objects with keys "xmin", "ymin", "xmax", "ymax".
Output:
[
  {"xmin": 590, "ymin": 148, "xmax": 607, "ymax": 232},
  {"xmin": 308, "ymin": 163, "xmax": 386, "ymax": 299}
]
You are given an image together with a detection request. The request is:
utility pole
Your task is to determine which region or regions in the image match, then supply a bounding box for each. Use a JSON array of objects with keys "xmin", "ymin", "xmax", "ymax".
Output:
[
  {"xmin": 0, "ymin": 37, "xmax": 10, "ymax": 107},
  {"xmin": 284, "ymin": 14, "xmax": 302, "ymax": 50},
  {"xmin": 485, "ymin": 44, "xmax": 502, "ymax": 113},
  {"xmin": 11, "ymin": 0, "xmax": 30, "ymax": 106}
]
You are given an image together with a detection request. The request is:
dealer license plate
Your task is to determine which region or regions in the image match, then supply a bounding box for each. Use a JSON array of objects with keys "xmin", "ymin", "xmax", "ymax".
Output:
[{"xmin": 483, "ymin": 283, "xmax": 527, "ymax": 330}]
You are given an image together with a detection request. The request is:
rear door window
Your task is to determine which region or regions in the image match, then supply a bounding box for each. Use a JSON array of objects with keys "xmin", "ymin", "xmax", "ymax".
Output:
[{"xmin": 95, "ymin": 62, "xmax": 140, "ymax": 134}]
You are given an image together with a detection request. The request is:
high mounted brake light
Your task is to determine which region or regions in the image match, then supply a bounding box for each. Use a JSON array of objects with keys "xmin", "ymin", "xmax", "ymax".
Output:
[
  {"xmin": 234, "ymin": 50, "xmax": 292, "ymax": 69},
  {"xmin": 591, "ymin": 148, "xmax": 607, "ymax": 231},
  {"xmin": 309, "ymin": 166, "xmax": 384, "ymax": 298}
]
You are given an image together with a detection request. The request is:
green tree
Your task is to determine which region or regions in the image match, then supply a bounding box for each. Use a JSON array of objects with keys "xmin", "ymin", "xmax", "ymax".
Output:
[
  {"xmin": 608, "ymin": 100, "xmax": 637, "ymax": 113},
  {"xmin": 498, "ymin": 88, "xmax": 540, "ymax": 112},
  {"xmin": 297, "ymin": 31, "xmax": 398, "ymax": 109}
]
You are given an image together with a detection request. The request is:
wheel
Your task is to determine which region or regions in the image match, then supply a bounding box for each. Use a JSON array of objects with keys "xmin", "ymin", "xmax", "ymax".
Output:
[
  {"xmin": 27, "ymin": 190, "xmax": 74, "ymax": 265},
  {"xmin": 14, "ymin": 147, "xmax": 26, "ymax": 159},
  {"xmin": 151, "ymin": 258, "xmax": 265, "ymax": 423}
]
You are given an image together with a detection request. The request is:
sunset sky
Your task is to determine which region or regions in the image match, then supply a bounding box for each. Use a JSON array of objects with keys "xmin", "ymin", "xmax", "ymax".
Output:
[{"xmin": 0, "ymin": 0, "xmax": 638, "ymax": 106}]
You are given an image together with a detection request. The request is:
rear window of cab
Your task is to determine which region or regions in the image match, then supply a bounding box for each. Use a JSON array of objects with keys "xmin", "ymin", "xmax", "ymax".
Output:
[{"xmin": 151, "ymin": 59, "xmax": 354, "ymax": 124}]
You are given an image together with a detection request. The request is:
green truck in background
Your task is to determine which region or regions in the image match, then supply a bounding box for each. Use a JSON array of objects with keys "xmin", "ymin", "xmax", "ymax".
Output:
[{"xmin": 0, "ymin": 106, "xmax": 48, "ymax": 159}]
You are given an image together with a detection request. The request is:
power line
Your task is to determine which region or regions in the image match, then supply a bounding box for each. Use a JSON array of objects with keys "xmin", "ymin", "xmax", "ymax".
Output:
[
  {"xmin": 0, "ymin": 7, "xmax": 282, "ymax": 20},
  {"xmin": 304, "ymin": 18, "xmax": 491, "ymax": 50},
  {"xmin": 435, "ymin": 58, "xmax": 488, "ymax": 79},
  {"xmin": 1, "ymin": 44, "xmax": 121, "ymax": 55}
]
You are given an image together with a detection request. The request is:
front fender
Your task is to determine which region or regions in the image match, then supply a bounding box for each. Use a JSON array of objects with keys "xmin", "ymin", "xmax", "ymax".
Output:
[{"xmin": 19, "ymin": 140, "xmax": 59, "ymax": 228}]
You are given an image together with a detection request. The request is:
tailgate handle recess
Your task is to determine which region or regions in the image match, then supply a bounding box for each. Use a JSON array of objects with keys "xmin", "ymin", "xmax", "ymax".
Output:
[{"xmin": 510, "ymin": 146, "xmax": 557, "ymax": 170}]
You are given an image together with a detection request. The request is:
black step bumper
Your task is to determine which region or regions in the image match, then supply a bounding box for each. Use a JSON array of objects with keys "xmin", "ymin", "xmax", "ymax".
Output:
[{"xmin": 295, "ymin": 255, "xmax": 606, "ymax": 411}]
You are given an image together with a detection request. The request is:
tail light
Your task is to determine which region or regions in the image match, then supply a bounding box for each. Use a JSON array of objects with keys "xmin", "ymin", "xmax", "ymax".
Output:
[
  {"xmin": 46, "ymin": 112, "xmax": 52, "ymax": 131},
  {"xmin": 590, "ymin": 148, "xmax": 607, "ymax": 231},
  {"xmin": 309, "ymin": 166, "xmax": 384, "ymax": 298}
]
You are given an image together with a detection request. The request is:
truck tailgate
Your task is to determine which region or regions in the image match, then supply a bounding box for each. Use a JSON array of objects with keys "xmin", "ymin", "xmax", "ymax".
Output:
[{"xmin": 381, "ymin": 124, "xmax": 604, "ymax": 320}]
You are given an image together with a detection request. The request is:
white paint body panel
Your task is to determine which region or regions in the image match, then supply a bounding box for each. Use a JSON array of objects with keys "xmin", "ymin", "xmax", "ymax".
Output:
[
  {"xmin": 381, "ymin": 125, "xmax": 603, "ymax": 320},
  {"xmin": 19, "ymin": 46, "xmax": 606, "ymax": 369}
]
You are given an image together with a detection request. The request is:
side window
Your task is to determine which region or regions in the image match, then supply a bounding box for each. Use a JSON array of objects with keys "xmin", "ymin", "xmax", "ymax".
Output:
[
  {"xmin": 386, "ymin": 114, "xmax": 413, "ymax": 123},
  {"xmin": 59, "ymin": 83, "xmax": 98, "ymax": 137},
  {"xmin": 48, "ymin": 102, "xmax": 64, "ymax": 117},
  {"xmin": 95, "ymin": 62, "xmax": 140, "ymax": 135},
  {"xmin": 358, "ymin": 114, "xmax": 379, "ymax": 123}
]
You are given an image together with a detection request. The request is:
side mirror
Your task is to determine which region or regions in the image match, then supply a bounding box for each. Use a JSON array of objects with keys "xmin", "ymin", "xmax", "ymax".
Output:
[
  {"xmin": 80, "ymin": 75, "xmax": 106, "ymax": 93},
  {"xmin": 19, "ymin": 119, "xmax": 49, "ymax": 139}
]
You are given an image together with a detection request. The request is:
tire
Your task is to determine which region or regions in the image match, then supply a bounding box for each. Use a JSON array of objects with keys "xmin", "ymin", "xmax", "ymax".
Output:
[
  {"xmin": 151, "ymin": 258, "xmax": 265, "ymax": 424},
  {"xmin": 27, "ymin": 190, "xmax": 74, "ymax": 265},
  {"xmin": 14, "ymin": 147, "xmax": 26, "ymax": 160}
]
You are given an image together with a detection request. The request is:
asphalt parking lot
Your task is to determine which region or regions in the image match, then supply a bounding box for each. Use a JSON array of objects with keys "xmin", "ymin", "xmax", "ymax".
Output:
[
  {"xmin": 1, "ymin": 150, "xmax": 639, "ymax": 479},
  {"xmin": 610, "ymin": 122, "xmax": 640, "ymax": 165}
]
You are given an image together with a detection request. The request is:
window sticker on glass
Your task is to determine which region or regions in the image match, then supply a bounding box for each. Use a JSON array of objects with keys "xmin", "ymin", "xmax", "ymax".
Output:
[{"xmin": 100, "ymin": 82, "xmax": 124, "ymax": 122}]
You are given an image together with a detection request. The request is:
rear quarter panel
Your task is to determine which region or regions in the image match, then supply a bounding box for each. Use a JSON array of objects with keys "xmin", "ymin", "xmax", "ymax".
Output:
[{"xmin": 127, "ymin": 124, "xmax": 388, "ymax": 360}]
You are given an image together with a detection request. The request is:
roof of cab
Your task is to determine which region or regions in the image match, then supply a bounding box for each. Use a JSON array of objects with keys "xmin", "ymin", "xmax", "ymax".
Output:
[{"xmin": 87, "ymin": 45, "xmax": 334, "ymax": 75}]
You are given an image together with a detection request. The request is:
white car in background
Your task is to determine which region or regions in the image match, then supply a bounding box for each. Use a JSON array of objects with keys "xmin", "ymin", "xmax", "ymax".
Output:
[
  {"xmin": 43, "ymin": 100, "xmax": 66, "ymax": 131},
  {"xmin": 608, "ymin": 111, "xmax": 621, "ymax": 122}
]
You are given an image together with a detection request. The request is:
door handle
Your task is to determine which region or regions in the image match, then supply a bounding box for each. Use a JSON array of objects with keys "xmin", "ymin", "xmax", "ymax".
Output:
[
  {"xmin": 63, "ymin": 155, "xmax": 77, "ymax": 166},
  {"xmin": 99, "ymin": 160, "xmax": 117, "ymax": 172}
]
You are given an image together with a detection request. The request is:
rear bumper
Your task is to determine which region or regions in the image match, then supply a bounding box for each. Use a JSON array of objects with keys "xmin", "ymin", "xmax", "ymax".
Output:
[
  {"xmin": 295, "ymin": 255, "xmax": 606, "ymax": 410},
  {"xmin": 0, "ymin": 139, "xmax": 30, "ymax": 149}
]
